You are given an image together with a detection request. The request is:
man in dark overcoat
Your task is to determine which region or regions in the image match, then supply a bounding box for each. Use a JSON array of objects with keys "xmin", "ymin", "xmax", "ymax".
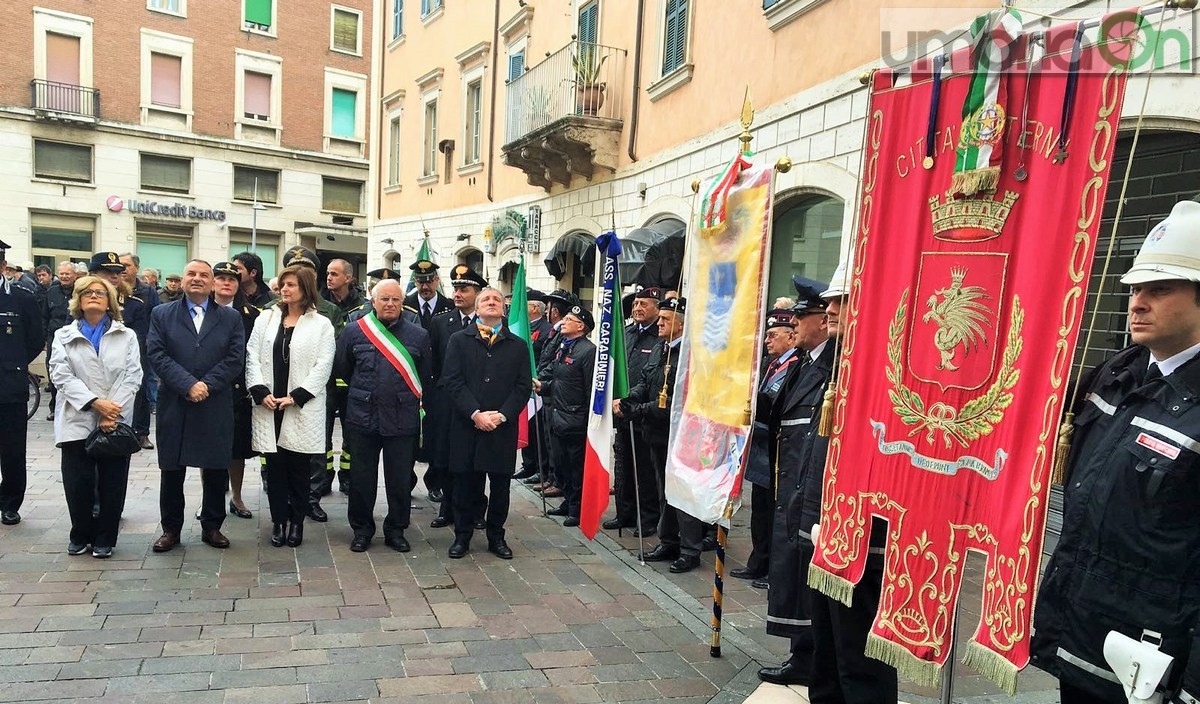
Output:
[
  {"xmin": 758, "ymin": 277, "xmax": 830, "ymax": 686},
  {"xmin": 441, "ymin": 286, "xmax": 533, "ymax": 560},
  {"xmin": 147, "ymin": 259, "xmax": 245, "ymax": 552}
]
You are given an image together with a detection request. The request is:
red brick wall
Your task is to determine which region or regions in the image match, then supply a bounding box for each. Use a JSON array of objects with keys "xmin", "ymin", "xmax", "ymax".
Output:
[{"xmin": 0, "ymin": 0, "xmax": 373, "ymax": 153}]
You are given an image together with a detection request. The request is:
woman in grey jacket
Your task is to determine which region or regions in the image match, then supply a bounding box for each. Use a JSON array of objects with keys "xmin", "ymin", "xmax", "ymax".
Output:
[{"xmin": 48, "ymin": 276, "xmax": 142, "ymax": 558}]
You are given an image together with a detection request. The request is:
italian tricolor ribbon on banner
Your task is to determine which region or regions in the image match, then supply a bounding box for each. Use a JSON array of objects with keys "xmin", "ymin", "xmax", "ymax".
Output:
[
  {"xmin": 952, "ymin": 8, "xmax": 1023, "ymax": 197},
  {"xmin": 357, "ymin": 313, "xmax": 423, "ymax": 399}
]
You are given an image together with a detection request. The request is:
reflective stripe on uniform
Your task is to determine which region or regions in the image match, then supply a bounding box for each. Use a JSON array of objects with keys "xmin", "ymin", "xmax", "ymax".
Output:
[
  {"xmin": 1056, "ymin": 647, "xmax": 1120, "ymax": 684},
  {"xmin": 1179, "ymin": 688, "xmax": 1200, "ymax": 704},
  {"xmin": 780, "ymin": 417, "xmax": 812, "ymax": 427},
  {"xmin": 1130, "ymin": 416, "xmax": 1200, "ymax": 454},
  {"xmin": 1086, "ymin": 393, "xmax": 1117, "ymax": 416},
  {"xmin": 766, "ymin": 615, "xmax": 811, "ymax": 627}
]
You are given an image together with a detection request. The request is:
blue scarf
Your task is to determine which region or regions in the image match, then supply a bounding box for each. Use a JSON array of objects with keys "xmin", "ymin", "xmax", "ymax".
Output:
[{"xmin": 79, "ymin": 315, "xmax": 111, "ymax": 353}]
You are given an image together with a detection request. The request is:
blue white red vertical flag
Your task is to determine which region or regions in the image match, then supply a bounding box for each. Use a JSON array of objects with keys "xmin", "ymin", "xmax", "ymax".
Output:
[{"xmin": 580, "ymin": 232, "xmax": 629, "ymax": 539}]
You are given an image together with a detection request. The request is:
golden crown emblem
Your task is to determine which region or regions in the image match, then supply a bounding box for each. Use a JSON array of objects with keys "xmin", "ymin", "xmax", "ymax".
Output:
[
  {"xmin": 928, "ymin": 190, "xmax": 1019, "ymax": 243},
  {"xmin": 108, "ymin": 253, "xmax": 117, "ymax": 263}
]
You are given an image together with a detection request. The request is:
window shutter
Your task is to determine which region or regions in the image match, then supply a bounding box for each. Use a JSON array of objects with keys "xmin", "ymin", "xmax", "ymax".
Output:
[
  {"xmin": 331, "ymin": 88, "xmax": 357, "ymax": 138},
  {"xmin": 150, "ymin": 53, "xmax": 182, "ymax": 108},
  {"xmin": 578, "ymin": 2, "xmax": 598, "ymax": 45},
  {"xmin": 34, "ymin": 141, "xmax": 92, "ymax": 182},
  {"xmin": 388, "ymin": 118, "xmax": 401, "ymax": 185},
  {"xmin": 333, "ymin": 10, "xmax": 358, "ymax": 52},
  {"xmin": 322, "ymin": 178, "xmax": 363, "ymax": 213},
  {"xmin": 234, "ymin": 167, "xmax": 279, "ymax": 203},
  {"xmin": 245, "ymin": 0, "xmax": 272, "ymax": 27},
  {"xmin": 663, "ymin": 0, "xmax": 688, "ymax": 74},
  {"xmin": 508, "ymin": 52, "xmax": 525, "ymax": 81},
  {"xmin": 244, "ymin": 71, "xmax": 272, "ymax": 119},
  {"xmin": 45, "ymin": 32, "xmax": 81, "ymax": 85},
  {"xmin": 141, "ymin": 154, "xmax": 190, "ymax": 194}
]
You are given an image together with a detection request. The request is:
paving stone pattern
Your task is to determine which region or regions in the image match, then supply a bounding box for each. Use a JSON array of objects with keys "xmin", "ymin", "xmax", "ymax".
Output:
[{"xmin": 0, "ymin": 414, "xmax": 1058, "ymax": 702}]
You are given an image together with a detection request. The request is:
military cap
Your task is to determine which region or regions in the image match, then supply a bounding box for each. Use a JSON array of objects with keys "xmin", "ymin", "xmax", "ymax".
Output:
[
  {"xmin": 765, "ymin": 308, "xmax": 796, "ymax": 329},
  {"xmin": 165, "ymin": 273, "xmax": 182, "ymax": 281},
  {"xmin": 792, "ymin": 276, "xmax": 828, "ymax": 312},
  {"xmin": 660, "ymin": 296, "xmax": 687, "ymax": 314},
  {"xmin": 89, "ymin": 251, "xmax": 126, "ymax": 273},
  {"xmin": 366, "ymin": 267, "xmax": 400, "ymax": 280},
  {"xmin": 527, "ymin": 288, "xmax": 548, "ymax": 303},
  {"xmin": 565, "ymin": 304, "xmax": 595, "ymax": 331},
  {"xmin": 213, "ymin": 261, "xmax": 240, "ymax": 279},
  {"xmin": 821, "ymin": 260, "xmax": 852, "ymax": 300},
  {"xmin": 410, "ymin": 259, "xmax": 439, "ymax": 282},
  {"xmin": 634, "ymin": 286, "xmax": 664, "ymax": 301},
  {"xmin": 546, "ymin": 288, "xmax": 580, "ymax": 307},
  {"xmin": 281, "ymin": 246, "xmax": 320, "ymax": 270},
  {"xmin": 449, "ymin": 263, "xmax": 487, "ymax": 289}
]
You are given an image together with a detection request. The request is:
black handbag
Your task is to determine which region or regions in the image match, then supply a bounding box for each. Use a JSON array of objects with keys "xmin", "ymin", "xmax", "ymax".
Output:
[{"xmin": 84, "ymin": 423, "xmax": 142, "ymax": 458}]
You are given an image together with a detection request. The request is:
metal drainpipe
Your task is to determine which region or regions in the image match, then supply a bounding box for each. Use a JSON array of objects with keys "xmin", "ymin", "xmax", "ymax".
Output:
[
  {"xmin": 374, "ymin": 0, "xmax": 389, "ymax": 223},
  {"xmin": 627, "ymin": 0, "xmax": 646, "ymax": 162},
  {"xmin": 486, "ymin": 0, "xmax": 502, "ymax": 202}
]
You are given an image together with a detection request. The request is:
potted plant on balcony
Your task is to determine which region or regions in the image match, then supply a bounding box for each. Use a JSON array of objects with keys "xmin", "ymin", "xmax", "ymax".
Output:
[{"xmin": 572, "ymin": 46, "xmax": 607, "ymax": 117}]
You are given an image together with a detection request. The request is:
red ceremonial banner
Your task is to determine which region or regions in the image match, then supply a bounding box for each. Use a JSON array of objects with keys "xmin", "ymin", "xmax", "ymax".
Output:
[{"xmin": 809, "ymin": 15, "xmax": 1138, "ymax": 692}]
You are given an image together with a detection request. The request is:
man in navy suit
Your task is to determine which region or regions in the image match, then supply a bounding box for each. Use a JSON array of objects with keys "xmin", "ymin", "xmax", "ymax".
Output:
[{"xmin": 147, "ymin": 259, "xmax": 245, "ymax": 552}]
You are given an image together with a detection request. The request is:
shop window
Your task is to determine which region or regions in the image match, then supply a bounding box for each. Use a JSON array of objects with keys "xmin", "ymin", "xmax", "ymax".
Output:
[{"xmin": 33, "ymin": 139, "xmax": 92, "ymax": 183}]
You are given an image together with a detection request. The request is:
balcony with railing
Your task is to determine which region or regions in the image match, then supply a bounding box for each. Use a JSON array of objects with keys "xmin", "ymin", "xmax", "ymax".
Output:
[
  {"xmin": 30, "ymin": 79, "xmax": 100, "ymax": 122},
  {"xmin": 502, "ymin": 41, "xmax": 626, "ymax": 191}
]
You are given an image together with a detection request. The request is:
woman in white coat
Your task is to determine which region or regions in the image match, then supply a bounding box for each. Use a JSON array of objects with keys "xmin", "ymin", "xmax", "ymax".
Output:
[
  {"xmin": 246, "ymin": 265, "xmax": 334, "ymax": 547},
  {"xmin": 48, "ymin": 275, "xmax": 143, "ymax": 558}
]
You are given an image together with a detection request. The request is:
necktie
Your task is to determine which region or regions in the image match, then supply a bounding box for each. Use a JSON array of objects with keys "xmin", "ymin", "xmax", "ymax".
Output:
[
  {"xmin": 462, "ymin": 314, "xmax": 470, "ymax": 329},
  {"xmin": 192, "ymin": 305, "xmax": 204, "ymax": 333},
  {"xmin": 1146, "ymin": 362, "xmax": 1162, "ymax": 383},
  {"xmin": 762, "ymin": 359, "xmax": 781, "ymax": 390},
  {"xmin": 424, "ymin": 302, "xmax": 432, "ymax": 318}
]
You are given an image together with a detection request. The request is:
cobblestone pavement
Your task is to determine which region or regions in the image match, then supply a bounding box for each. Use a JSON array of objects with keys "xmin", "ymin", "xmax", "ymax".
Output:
[{"xmin": 0, "ymin": 411, "xmax": 1059, "ymax": 703}]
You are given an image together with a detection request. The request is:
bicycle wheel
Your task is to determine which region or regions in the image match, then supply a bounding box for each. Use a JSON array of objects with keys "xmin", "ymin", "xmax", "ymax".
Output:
[{"xmin": 26, "ymin": 373, "xmax": 41, "ymax": 421}]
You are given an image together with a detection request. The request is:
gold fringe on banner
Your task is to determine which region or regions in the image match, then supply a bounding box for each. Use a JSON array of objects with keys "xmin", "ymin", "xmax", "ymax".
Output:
[
  {"xmin": 1051, "ymin": 412, "xmax": 1074, "ymax": 485},
  {"xmin": 865, "ymin": 633, "xmax": 943, "ymax": 689},
  {"xmin": 963, "ymin": 640, "xmax": 1020, "ymax": 695},
  {"xmin": 949, "ymin": 166, "xmax": 1000, "ymax": 198},
  {"xmin": 817, "ymin": 383, "xmax": 836, "ymax": 437},
  {"xmin": 807, "ymin": 563, "xmax": 855, "ymax": 607}
]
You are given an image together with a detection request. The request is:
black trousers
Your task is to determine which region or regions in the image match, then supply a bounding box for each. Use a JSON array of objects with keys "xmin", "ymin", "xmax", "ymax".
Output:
[
  {"xmin": 267, "ymin": 449, "xmax": 313, "ymax": 526},
  {"xmin": 550, "ymin": 431, "xmax": 585, "ymax": 518},
  {"xmin": 0, "ymin": 402, "xmax": 27, "ymax": 513},
  {"xmin": 520, "ymin": 408, "xmax": 552, "ymax": 478},
  {"xmin": 613, "ymin": 422, "xmax": 659, "ymax": 528},
  {"xmin": 61, "ymin": 440, "xmax": 129, "ymax": 548},
  {"xmin": 160, "ymin": 466, "xmax": 228, "ymax": 534},
  {"xmin": 132, "ymin": 353, "xmax": 151, "ymax": 436},
  {"xmin": 808, "ymin": 561, "xmax": 897, "ymax": 704},
  {"xmin": 452, "ymin": 471, "xmax": 510, "ymax": 541},
  {"xmin": 648, "ymin": 440, "xmax": 703, "ymax": 556},
  {"xmin": 746, "ymin": 482, "xmax": 773, "ymax": 575},
  {"xmin": 347, "ymin": 428, "xmax": 415, "ymax": 540}
]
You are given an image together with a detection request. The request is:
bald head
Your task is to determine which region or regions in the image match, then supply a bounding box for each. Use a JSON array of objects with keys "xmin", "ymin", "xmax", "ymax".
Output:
[{"xmin": 373, "ymin": 279, "xmax": 405, "ymax": 323}]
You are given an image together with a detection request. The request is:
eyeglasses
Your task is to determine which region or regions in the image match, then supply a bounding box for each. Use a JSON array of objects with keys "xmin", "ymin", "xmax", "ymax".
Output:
[
  {"xmin": 81, "ymin": 289, "xmax": 109, "ymax": 299},
  {"xmin": 376, "ymin": 296, "xmax": 404, "ymax": 304}
]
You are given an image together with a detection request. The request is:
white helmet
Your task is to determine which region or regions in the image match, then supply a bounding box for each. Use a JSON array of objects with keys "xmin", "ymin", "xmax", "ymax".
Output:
[
  {"xmin": 1120, "ymin": 200, "xmax": 1200, "ymax": 285},
  {"xmin": 821, "ymin": 258, "xmax": 852, "ymax": 300}
]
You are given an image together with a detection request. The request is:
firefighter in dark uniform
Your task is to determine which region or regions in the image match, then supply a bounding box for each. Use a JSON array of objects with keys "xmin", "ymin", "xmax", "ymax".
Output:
[
  {"xmin": 272, "ymin": 247, "xmax": 346, "ymax": 523},
  {"xmin": 605, "ymin": 286, "xmax": 663, "ymax": 535},
  {"xmin": 320, "ymin": 258, "xmax": 367, "ymax": 498},
  {"xmin": 793, "ymin": 264, "xmax": 898, "ymax": 703},
  {"xmin": 1033, "ymin": 200, "xmax": 1200, "ymax": 704},
  {"xmin": 0, "ymin": 239, "xmax": 45, "ymax": 526},
  {"xmin": 758, "ymin": 277, "xmax": 830, "ymax": 686},
  {"xmin": 732, "ymin": 308, "xmax": 801, "ymax": 585},
  {"xmin": 428, "ymin": 264, "xmax": 488, "ymax": 528}
]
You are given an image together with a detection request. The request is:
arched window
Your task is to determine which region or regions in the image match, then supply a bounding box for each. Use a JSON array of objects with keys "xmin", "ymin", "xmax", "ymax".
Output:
[
  {"xmin": 768, "ymin": 194, "xmax": 844, "ymax": 304},
  {"xmin": 457, "ymin": 247, "xmax": 483, "ymax": 274}
]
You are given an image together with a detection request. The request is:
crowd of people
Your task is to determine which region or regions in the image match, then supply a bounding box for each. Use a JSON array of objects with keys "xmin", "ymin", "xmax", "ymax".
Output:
[{"xmin": 2, "ymin": 199, "xmax": 1200, "ymax": 704}]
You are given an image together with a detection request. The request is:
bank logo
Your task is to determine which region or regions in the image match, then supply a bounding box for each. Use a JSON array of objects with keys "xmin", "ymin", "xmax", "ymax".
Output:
[{"xmin": 106, "ymin": 195, "xmax": 124, "ymax": 212}]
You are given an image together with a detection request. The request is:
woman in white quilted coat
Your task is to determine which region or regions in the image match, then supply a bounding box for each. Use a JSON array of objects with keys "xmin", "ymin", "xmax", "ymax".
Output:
[{"xmin": 245, "ymin": 265, "xmax": 334, "ymax": 548}]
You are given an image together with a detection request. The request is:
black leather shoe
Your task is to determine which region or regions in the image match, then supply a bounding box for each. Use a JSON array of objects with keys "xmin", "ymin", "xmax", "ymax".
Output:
[
  {"xmin": 91, "ymin": 546, "xmax": 113, "ymax": 559},
  {"xmin": 271, "ymin": 524, "xmax": 287, "ymax": 548},
  {"xmin": 448, "ymin": 539, "xmax": 469, "ymax": 559},
  {"xmin": 545, "ymin": 503, "xmax": 569, "ymax": 517},
  {"xmin": 757, "ymin": 659, "xmax": 811, "ymax": 686},
  {"xmin": 563, "ymin": 516, "xmax": 580, "ymax": 527},
  {"xmin": 487, "ymin": 540, "xmax": 513, "ymax": 559},
  {"xmin": 632, "ymin": 526, "xmax": 657, "ymax": 538},
  {"xmin": 602, "ymin": 518, "xmax": 631, "ymax": 530},
  {"xmin": 286, "ymin": 523, "xmax": 303, "ymax": 547},
  {"xmin": 669, "ymin": 555, "xmax": 701, "ymax": 573},
  {"xmin": 702, "ymin": 535, "xmax": 719, "ymax": 552},
  {"xmin": 430, "ymin": 515, "xmax": 451, "ymax": 528},
  {"xmin": 337, "ymin": 470, "xmax": 351, "ymax": 494},
  {"xmin": 643, "ymin": 544, "xmax": 679, "ymax": 562},
  {"xmin": 350, "ymin": 535, "xmax": 370, "ymax": 552},
  {"xmin": 472, "ymin": 519, "xmax": 486, "ymax": 530},
  {"xmin": 730, "ymin": 567, "xmax": 766, "ymax": 580},
  {"xmin": 522, "ymin": 475, "xmax": 542, "ymax": 485},
  {"xmin": 1, "ymin": 511, "xmax": 20, "ymax": 525},
  {"xmin": 229, "ymin": 501, "xmax": 253, "ymax": 519},
  {"xmin": 512, "ymin": 467, "xmax": 538, "ymax": 480},
  {"xmin": 428, "ymin": 489, "xmax": 444, "ymax": 503},
  {"xmin": 137, "ymin": 434, "xmax": 154, "ymax": 450},
  {"xmin": 67, "ymin": 542, "xmax": 89, "ymax": 555},
  {"xmin": 751, "ymin": 578, "xmax": 769, "ymax": 590},
  {"xmin": 308, "ymin": 505, "xmax": 328, "ymax": 523},
  {"xmin": 384, "ymin": 534, "xmax": 410, "ymax": 552}
]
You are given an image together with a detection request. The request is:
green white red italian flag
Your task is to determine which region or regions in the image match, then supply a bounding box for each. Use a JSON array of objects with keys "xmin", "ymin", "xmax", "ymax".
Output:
[
  {"xmin": 357, "ymin": 313, "xmax": 422, "ymax": 398},
  {"xmin": 953, "ymin": 8, "xmax": 1023, "ymax": 196}
]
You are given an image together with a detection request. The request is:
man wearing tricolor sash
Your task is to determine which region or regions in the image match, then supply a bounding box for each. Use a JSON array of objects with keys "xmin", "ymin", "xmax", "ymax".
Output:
[{"xmin": 335, "ymin": 279, "xmax": 432, "ymax": 554}]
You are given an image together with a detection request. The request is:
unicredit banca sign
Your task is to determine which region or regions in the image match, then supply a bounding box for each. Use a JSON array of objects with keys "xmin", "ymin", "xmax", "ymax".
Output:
[{"xmin": 106, "ymin": 195, "xmax": 227, "ymax": 222}]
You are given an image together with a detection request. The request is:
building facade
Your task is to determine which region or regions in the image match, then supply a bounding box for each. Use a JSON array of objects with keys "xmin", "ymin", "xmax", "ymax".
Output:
[{"xmin": 1, "ymin": 0, "xmax": 374, "ymax": 281}]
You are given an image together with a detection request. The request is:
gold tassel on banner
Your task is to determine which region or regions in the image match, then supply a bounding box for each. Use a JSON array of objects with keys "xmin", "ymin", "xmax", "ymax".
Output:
[
  {"xmin": 817, "ymin": 383, "xmax": 836, "ymax": 437},
  {"xmin": 1051, "ymin": 412, "xmax": 1074, "ymax": 485},
  {"xmin": 949, "ymin": 166, "xmax": 1000, "ymax": 198}
]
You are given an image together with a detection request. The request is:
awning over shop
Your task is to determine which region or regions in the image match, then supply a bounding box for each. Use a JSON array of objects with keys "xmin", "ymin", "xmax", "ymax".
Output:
[
  {"xmin": 543, "ymin": 231, "xmax": 596, "ymax": 279},
  {"xmin": 626, "ymin": 219, "xmax": 686, "ymax": 290}
]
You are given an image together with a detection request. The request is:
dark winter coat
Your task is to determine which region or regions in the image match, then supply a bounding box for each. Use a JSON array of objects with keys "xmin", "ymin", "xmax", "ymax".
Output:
[
  {"xmin": 1032, "ymin": 344, "xmax": 1200, "ymax": 702},
  {"xmin": 538, "ymin": 335, "xmax": 597, "ymax": 437},
  {"xmin": 621, "ymin": 339, "xmax": 679, "ymax": 446},
  {"xmin": 0, "ymin": 282, "xmax": 44, "ymax": 403},
  {"xmin": 147, "ymin": 297, "xmax": 245, "ymax": 469},
  {"xmin": 119, "ymin": 292, "xmax": 150, "ymax": 350},
  {"xmin": 530, "ymin": 316, "xmax": 554, "ymax": 361},
  {"xmin": 335, "ymin": 314, "xmax": 431, "ymax": 437},
  {"xmin": 745, "ymin": 349, "xmax": 802, "ymax": 488},
  {"xmin": 406, "ymin": 291, "xmax": 454, "ymax": 329},
  {"xmin": 44, "ymin": 280, "xmax": 74, "ymax": 347},
  {"xmin": 442, "ymin": 323, "xmax": 533, "ymax": 475}
]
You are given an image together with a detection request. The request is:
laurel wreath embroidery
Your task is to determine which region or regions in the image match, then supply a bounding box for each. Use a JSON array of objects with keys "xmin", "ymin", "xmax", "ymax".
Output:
[{"xmin": 886, "ymin": 289, "xmax": 1024, "ymax": 448}]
